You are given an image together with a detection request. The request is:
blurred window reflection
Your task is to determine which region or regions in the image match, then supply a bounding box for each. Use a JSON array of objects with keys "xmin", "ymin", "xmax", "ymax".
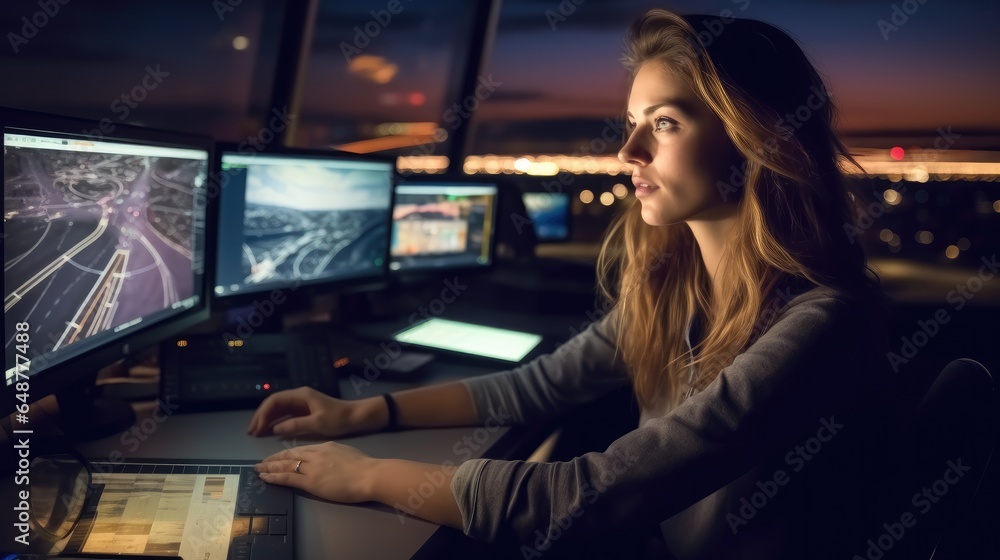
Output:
[
  {"xmin": 292, "ymin": 0, "xmax": 480, "ymax": 157},
  {"xmin": 0, "ymin": 0, "xmax": 280, "ymax": 141}
]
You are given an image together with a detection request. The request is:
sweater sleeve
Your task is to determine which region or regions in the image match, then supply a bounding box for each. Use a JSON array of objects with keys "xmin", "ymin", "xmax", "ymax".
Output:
[
  {"xmin": 451, "ymin": 291, "xmax": 886, "ymax": 543},
  {"xmin": 460, "ymin": 307, "xmax": 629, "ymax": 426}
]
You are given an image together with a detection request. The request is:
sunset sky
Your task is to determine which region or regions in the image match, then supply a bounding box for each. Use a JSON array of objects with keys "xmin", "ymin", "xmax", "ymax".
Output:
[
  {"xmin": 479, "ymin": 0, "xmax": 1000, "ymax": 133},
  {"xmin": 2, "ymin": 0, "xmax": 998, "ymax": 154}
]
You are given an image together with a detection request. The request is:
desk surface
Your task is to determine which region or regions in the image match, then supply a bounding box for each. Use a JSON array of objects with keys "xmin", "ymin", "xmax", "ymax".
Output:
[
  {"xmin": 5, "ymin": 291, "xmax": 594, "ymax": 558},
  {"xmin": 75, "ymin": 353, "xmax": 542, "ymax": 559}
]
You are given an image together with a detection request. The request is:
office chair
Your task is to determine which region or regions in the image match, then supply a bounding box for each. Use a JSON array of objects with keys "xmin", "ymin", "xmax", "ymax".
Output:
[{"xmin": 891, "ymin": 358, "xmax": 997, "ymax": 559}]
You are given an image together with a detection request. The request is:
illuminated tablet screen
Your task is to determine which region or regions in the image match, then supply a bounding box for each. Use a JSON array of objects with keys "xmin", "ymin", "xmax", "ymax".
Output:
[{"xmin": 393, "ymin": 318, "xmax": 542, "ymax": 362}]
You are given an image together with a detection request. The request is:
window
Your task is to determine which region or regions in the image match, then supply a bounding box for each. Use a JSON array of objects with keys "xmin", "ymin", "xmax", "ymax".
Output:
[
  {"xmin": 292, "ymin": 0, "xmax": 480, "ymax": 161},
  {"xmin": 469, "ymin": 0, "xmax": 637, "ymax": 156},
  {"xmin": 0, "ymin": 0, "xmax": 280, "ymax": 141}
]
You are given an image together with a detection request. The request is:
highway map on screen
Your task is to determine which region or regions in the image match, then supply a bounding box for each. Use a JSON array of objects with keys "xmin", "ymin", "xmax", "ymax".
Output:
[{"xmin": 4, "ymin": 142, "xmax": 203, "ymax": 374}]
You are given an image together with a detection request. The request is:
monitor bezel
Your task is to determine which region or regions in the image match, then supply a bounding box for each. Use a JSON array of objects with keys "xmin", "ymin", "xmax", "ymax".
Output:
[
  {"xmin": 390, "ymin": 175, "xmax": 501, "ymax": 276},
  {"xmin": 1, "ymin": 106, "xmax": 215, "ymax": 417},
  {"xmin": 210, "ymin": 142, "xmax": 397, "ymax": 309}
]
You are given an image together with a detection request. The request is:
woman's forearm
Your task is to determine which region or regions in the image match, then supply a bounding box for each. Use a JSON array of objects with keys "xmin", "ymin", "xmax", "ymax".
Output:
[
  {"xmin": 347, "ymin": 382, "xmax": 481, "ymax": 528},
  {"xmin": 365, "ymin": 458, "xmax": 464, "ymax": 530},
  {"xmin": 351, "ymin": 381, "xmax": 481, "ymax": 432}
]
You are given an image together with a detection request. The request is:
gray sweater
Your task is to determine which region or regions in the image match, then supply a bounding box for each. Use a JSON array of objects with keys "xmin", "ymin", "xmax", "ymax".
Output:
[{"xmin": 452, "ymin": 286, "xmax": 900, "ymax": 559}]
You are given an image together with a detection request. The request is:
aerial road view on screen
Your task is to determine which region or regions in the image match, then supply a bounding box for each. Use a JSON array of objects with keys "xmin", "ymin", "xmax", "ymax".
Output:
[
  {"xmin": 3, "ymin": 144, "xmax": 202, "ymax": 371},
  {"xmin": 235, "ymin": 162, "xmax": 391, "ymax": 288}
]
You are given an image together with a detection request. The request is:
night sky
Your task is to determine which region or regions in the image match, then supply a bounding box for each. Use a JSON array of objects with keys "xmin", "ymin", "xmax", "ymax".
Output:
[
  {"xmin": 1, "ymin": 0, "xmax": 998, "ymax": 153},
  {"xmin": 481, "ymin": 0, "xmax": 1000, "ymax": 132}
]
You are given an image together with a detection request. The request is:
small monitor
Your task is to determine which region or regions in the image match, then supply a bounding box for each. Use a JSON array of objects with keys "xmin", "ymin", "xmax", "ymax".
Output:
[
  {"xmin": 390, "ymin": 181, "xmax": 498, "ymax": 272},
  {"xmin": 2, "ymin": 107, "xmax": 212, "ymax": 423},
  {"xmin": 213, "ymin": 147, "xmax": 395, "ymax": 302},
  {"xmin": 522, "ymin": 192, "xmax": 570, "ymax": 241}
]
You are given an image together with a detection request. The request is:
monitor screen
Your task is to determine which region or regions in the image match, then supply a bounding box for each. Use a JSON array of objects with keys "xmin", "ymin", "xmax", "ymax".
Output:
[
  {"xmin": 3, "ymin": 121, "xmax": 209, "ymax": 395},
  {"xmin": 390, "ymin": 182, "xmax": 498, "ymax": 272},
  {"xmin": 213, "ymin": 150, "xmax": 394, "ymax": 299},
  {"xmin": 522, "ymin": 192, "xmax": 570, "ymax": 241}
]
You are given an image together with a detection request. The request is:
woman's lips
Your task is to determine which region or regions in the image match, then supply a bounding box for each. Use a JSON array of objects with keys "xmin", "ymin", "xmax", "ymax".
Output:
[{"xmin": 632, "ymin": 177, "xmax": 660, "ymax": 198}]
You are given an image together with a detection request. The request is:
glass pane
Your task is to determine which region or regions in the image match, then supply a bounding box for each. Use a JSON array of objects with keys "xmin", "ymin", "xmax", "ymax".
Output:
[
  {"xmin": 0, "ymin": 0, "xmax": 278, "ymax": 141},
  {"xmin": 472, "ymin": 0, "xmax": 1000, "ymax": 156},
  {"xmin": 293, "ymin": 0, "xmax": 479, "ymax": 158},
  {"xmin": 470, "ymin": 0, "xmax": 646, "ymax": 156}
]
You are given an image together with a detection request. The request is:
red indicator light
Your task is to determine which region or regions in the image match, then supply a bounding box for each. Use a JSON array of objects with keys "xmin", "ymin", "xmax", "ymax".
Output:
[
  {"xmin": 263, "ymin": 383, "xmax": 271, "ymax": 390},
  {"xmin": 890, "ymin": 146, "xmax": 905, "ymax": 160}
]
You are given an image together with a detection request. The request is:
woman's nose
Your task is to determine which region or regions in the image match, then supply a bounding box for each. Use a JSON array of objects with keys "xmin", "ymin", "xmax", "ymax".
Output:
[{"xmin": 618, "ymin": 133, "xmax": 651, "ymax": 167}]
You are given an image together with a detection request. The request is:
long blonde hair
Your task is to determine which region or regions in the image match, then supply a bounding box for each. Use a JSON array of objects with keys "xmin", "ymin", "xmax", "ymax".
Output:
[{"xmin": 597, "ymin": 10, "xmax": 878, "ymax": 410}]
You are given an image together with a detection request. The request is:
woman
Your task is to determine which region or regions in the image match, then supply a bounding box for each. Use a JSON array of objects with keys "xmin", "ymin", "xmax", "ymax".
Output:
[{"xmin": 249, "ymin": 10, "xmax": 903, "ymax": 558}]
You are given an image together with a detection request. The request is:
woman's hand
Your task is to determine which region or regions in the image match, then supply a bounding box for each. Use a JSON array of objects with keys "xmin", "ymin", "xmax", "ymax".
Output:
[
  {"xmin": 256, "ymin": 443, "xmax": 464, "ymax": 529},
  {"xmin": 255, "ymin": 442, "xmax": 377, "ymax": 503},
  {"xmin": 246, "ymin": 386, "xmax": 384, "ymax": 438}
]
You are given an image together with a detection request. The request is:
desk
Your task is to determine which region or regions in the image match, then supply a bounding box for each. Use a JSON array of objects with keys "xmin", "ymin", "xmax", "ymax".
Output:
[
  {"xmin": 74, "ymin": 354, "xmax": 553, "ymax": 559},
  {"xmin": 4, "ymin": 293, "xmax": 592, "ymax": 558}
]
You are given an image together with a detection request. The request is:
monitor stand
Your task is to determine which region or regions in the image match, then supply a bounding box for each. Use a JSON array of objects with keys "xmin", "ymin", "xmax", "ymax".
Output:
[{"xmin": 54, "ymin": 371, "xmax": 136, "ymax": 442}]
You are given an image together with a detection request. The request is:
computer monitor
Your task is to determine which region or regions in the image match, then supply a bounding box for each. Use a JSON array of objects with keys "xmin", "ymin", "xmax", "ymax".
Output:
[
  {"xmin": 522, "ymin": 192, "xmax": 571, "ymax": 241},
  {"xmin": 212, "ymin": 146, "xmax": 395, "ymax": 307},
  {"xmin": 2, "ymin": 107, "xmax": 213, "ymax": 434},
  {"xmin": 390, "ymin": 180, "xmax": 498, "ymax": 272}
]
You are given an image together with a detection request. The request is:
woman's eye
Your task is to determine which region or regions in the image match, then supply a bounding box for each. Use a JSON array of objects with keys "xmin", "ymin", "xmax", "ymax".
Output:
[{"xmin": 654, "ymin": 117, "xmax": 677, "ymax": 132}]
